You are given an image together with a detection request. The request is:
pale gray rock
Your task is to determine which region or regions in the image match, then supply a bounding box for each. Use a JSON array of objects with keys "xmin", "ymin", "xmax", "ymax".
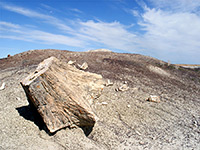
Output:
[
  {"xmin": 67, "ymin": 60, "xmax": 76, "ymax": 65},
  {"xmin": 147, "ymin": 95, "xmax": 161, "ymax": 103},
  {"xmin": 101, "ymin": 102, "xmax": 108, "ymax": 105},
  {"xmin": 104, "ymin": 79, "xmax": 113, "ymax": 87},
  {"xmin": 116, "ymin": 84, "xmax": 129, "ymax": 92},
  {"xmin": 0, "ymin": 82, "xmax": 5, "ymax": 90},
  {"xmin": 78, "ymin": 62, "xmax": 88, "ymax": 70}
]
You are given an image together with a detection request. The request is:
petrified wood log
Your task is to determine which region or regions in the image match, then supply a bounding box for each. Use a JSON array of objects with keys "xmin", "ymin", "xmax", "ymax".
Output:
[{"xmin": 20, "ymin": 57, "xmax": 104, "ymax": 133}]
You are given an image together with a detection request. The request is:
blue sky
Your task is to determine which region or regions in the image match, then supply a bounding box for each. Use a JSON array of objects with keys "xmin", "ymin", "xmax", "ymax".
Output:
[{"xmin": 0, "ymin": 0, "xmax": 200, "ymax": 64}]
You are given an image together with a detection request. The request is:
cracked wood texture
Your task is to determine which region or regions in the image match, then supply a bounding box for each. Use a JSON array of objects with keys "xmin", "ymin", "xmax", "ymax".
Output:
[{"xmin": 20, "ymin": 57, "xmax": 104, "ymax": 133}]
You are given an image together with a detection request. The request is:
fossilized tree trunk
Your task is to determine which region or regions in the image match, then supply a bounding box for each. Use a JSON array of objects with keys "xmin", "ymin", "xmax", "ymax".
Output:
[{"xmin": 20, "ymin": 57, "xmax": 104, "ymax": 133}]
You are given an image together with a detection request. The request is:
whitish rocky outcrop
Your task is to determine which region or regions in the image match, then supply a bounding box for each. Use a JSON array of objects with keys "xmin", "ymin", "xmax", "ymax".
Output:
[{"xmin": 21, "ymin": 57, "xmax": 104, "ymax": 133}]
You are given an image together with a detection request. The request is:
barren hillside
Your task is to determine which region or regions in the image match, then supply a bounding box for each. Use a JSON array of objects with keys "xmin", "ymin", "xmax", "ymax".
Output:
[{"xmin": 0, "ymin": 49, "xmax": 200, "ymax": 150}]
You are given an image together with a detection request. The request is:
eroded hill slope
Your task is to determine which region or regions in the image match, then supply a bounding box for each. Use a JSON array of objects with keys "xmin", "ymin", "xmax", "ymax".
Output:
[{"xmin": 0, "ymin": 49, "xmax": 200, "ymax": 150}]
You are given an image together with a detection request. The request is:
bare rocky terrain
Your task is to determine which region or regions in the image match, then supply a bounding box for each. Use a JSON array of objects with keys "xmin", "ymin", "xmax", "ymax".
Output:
[{"xmin": 0, "ymin": 49, "xmax": 200, "ymax": 150}]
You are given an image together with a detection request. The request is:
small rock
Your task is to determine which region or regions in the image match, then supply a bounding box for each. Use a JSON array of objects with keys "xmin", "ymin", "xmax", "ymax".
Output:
[
  {"xmin": 127, "ymin": 104, "xmax": 131, "ymax": 108},
  {"xmin": 135, "ymin": 130, "xmax": 141, "ymax": 136},
  {"xmin": 0, "ymin": 82, "xmax": 5, "ymax": 91},
  {"xmin": 139, "ymin": 141, "xmax": 147, "ymax": 145},
  {"xmin": 78, "ymin": 62, "xmax": 88, "ymax": 70},
  {"xmin": 101, "ymin": 102, "xmax": 108, "ymax": 105},
  {"xmin": 116, "ymin": 84, "xmax": 129, "ymax": 92},
  {"xmin": 68, "ymin": 60, "xmax": 76, "ymax": 65},
  {"xmin": 104, "ymin": 79, "xmax": 113, "ymax": 87},
  {"xmin": 147, "ymin": 95, "xmax": 160, "ymax": 103}
]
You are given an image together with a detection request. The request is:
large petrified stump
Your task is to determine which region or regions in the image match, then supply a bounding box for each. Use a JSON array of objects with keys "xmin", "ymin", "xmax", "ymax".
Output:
[{"xmin": 21, "ymin": 57, "xmax": 104, "ymax": 133}]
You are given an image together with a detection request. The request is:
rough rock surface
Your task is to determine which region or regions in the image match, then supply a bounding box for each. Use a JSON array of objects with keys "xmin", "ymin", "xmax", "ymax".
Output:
[
  {"xmin": 147, "ymin": 95, "xmax": 161, "ymax": 103},
  {"xmin": 0, "ymin": 49, "xmax": 200, "ymax": 150},
  {"xmin": 20, "ymin": 56, "xmax": 104, "ymax": 133}
]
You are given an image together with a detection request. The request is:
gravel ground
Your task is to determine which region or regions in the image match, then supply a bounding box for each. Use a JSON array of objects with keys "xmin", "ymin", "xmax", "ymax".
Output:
[{"xmin": 0, "ymin": 49, "xmax": 200, "ymax": 149}]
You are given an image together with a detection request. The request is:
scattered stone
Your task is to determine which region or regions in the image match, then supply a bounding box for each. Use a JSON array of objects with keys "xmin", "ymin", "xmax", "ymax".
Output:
[
  {"xmin": 0, "ymin": 82, "xmax": 5, "ymax": 91},
  {"xmin": 104, "ymin": 79, "xmax": 113, "ymax": 87},
  {"xmin": 123, "ymin": 81, "xmax": 128, "ymax": 84},
  {"xmin": 67, "ymin": 60, "xmax": 76, "ymax": 65},
  {"xmin": 139, "ymin": 141, "xmax": 147, "ymax": 145},
  {"xmin": 116, "ymin": 83, "xmax": 129, "ymax": 92},
  {"xmin": 78, "ymin": 62, "xmax": 88, "ymax": 70},
  {"xmin": 101, "ymin": 102, "xmax": 108, "ymax": 105},
  {"xmin": 147, "ymin": 95, "xmax": 161, "ymax": 103},
  {"xmin": 127, "ymin": 104, "xmax": 131, "ymax": 108},
  {"xmin": 21, "ymin": 57, "xmax": 104, "ymax": 133},
  {"xmin": 135, "ymin": 130, "xmax": 142, "ymax": 136}
]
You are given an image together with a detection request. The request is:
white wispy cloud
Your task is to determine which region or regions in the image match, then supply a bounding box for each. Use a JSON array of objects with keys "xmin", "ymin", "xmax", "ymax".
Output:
[
  {"xmin": 0, "ymin": 2, "xmax": 140, "ymax": 52},
  {"xmin": 131, "ymin": 10, "xmax": 140, "ymax": 17},
  {"xmin": 148, "ymin": 0, "xmax": 200, "ymax": 12},
  {"xmin": 70, "ymin": 8, "xmax": 83, "ymax": 14},
  {"xmin": 0, "ymin": 21, "xmax": 20, "ymax": 28},
  {"xmin": 135, "ymin": 1, "xmax": 200, "ymax": 63},
  {"xmin": 1, "ymin": 3, "xmax": 50, "ymax": 19},
  {"xmin": 0, "ymin": 35, "xmax": 32, "ymax": 41},
  {"xmin": 0, "ymin": 2, "xmax": 73, "ymax": 33},
  {"xmin": 124, "ymin": 8, "xmax": 141, "ymax": 17},
  {"xmin": 78, "ymin": 20, "xmax": 138, "ymax": 50},
  {"xmin": 40, "ymin": 3, "xmax": 61, "ymax": 13},
  {"xmin": 27, "ymin": 30, "xmax": 84, "ymax": 46},
  {"xmin": 0, "ymin": 21, "xmax": 85, "ymax": 47}
]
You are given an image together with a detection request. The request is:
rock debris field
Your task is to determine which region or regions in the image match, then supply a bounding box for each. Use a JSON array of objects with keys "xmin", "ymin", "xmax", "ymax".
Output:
[{"xmin": 0, "ymin": 49, "xmax": 200, "ymax": 150}]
